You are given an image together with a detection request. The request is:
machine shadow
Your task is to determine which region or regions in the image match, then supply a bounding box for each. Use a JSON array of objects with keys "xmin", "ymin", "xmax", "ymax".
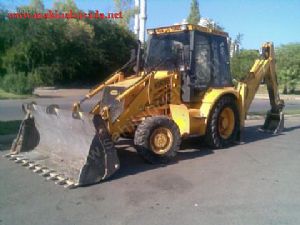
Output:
[
  {"xmin": 111, "ymin": 137, "xmax": 213, "ymax": 181},
  {"xmin": 110, "ymin": 123, "xmax": 297, "ymax": 181},
  {"xmin": 241, "ymin": 124, "xmax": 295, "ymax": 143}
]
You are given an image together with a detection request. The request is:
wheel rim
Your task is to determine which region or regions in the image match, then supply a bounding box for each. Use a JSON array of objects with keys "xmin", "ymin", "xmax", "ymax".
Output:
[
  {"xmin": 218, "ymin": 107, "xmax": 235, "ymax": 139},
  {"xmin": 150, "ymin": 127, "xmax": 173, "ymax": 155}
]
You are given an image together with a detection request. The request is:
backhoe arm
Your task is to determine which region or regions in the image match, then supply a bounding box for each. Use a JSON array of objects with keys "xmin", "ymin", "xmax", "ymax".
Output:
[
  {"xmin": 263, "ymin": 43, "xmax": 284, "ymax": 113},
  {"xmin": 237, "ymin": 42, "xmax": 284, "ymax": 133}
]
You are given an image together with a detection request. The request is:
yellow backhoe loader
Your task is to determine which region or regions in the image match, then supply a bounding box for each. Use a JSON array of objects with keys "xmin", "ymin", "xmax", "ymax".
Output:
[{"xmin": 7, "ymin": 24, "xmax": 284, "ymax": 188}]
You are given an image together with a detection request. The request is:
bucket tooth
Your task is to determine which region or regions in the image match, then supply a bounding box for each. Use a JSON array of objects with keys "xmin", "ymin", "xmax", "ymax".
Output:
[
  {"xmin": 15, "ymin": 157, "xmax": 27, "ymax": 163},
  {"xmin": 4, "ymin": 153, "xmax": 15, "ymax": 158},
  {"xmin": 7, "ymin": 104, "xmax": 120, "ymax": 188},
  {"xmin": 46, "ymin": 172, "xmax": 59, "ymax": 181},
  {"xmin": 55, "ymin": 180, "xmax": 67, "ymax": 185},
  {"xmin": 46, "ymin": 176, "xmax": 58, "ymax": 181},
  {"xmin": 64, "ymin": 181, "xmax": 78, "ymax": 189},
  {"xmin": 21, "ymin": 160, "xmax": 33, "ymax": 167},
  {"xmin": 40, "ymin": 169, "xmax": 55, "ymax": 177},
  {"xmin": 55, "ymin": 176, "xmax": 68, "ymax": 185},
  {"xmin": 8, "ymin": 154, "xmax": 21, "ymax": 160},
  {"xmin": 28, "ymin": 163, "xmax": 39, "ymax": 170},
  {"xmin": 33, "ymin": 166, "xmax": 47, "ymax": 173}
]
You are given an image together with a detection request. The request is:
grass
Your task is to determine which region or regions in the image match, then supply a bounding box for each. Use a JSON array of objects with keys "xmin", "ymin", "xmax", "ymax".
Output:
[
  {"xmin": 0, "ymin": 88, "xmax": 30, "ymax": 100},
  {"xmin": 0, "ymin": 120, "xmax": 22, "ymax": 135},
  {"xmin": 256, "ymin": 84, "xmax": 300, "ymax": 95}
]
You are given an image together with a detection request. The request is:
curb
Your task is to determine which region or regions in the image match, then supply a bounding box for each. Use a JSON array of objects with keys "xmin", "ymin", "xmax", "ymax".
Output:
[
  {"xmin": 247, "ymin": 113, "xmax": 300, "ymax": 120},
  {"xmin": 247, "ymin": 115, "xmax": 264, "ymax": 120},
  {"xmin": 0, "ymin": 134, "xmax": 16, "ymax": 144},
  {"xmin": 34, "ymin": 87, "xmax": 57, "ymax": 91},
  {"xmin": 255, "ymin": 94, "xmax": 300, "ymax": 101}
]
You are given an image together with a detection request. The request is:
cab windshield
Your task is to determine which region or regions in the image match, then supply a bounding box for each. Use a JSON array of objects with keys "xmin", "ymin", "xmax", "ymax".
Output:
[{"xmin": 144, "ymin": 32, "xmax": 190, "ymax": 70}]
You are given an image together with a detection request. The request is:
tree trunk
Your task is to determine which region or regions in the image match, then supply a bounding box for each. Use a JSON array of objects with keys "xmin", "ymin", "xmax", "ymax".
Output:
[{"xmin": 283, "ymin": 84, "xmax": 288, "ymax": 94}]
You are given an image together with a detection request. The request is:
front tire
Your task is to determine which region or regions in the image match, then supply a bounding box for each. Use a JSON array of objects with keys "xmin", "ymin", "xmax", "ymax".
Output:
[
  {"xmin": 134, "ymin": 116, "xmax": 181, "ymax": 164},
  {"xmin": 205, "ymin": 96, "xmax": 240, "ymax": 148}
]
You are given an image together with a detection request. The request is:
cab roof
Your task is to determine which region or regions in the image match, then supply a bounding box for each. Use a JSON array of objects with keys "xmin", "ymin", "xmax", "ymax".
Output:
[{"xmin": 147, "ymin": 24, "xmax": 228, "ymax": 38}]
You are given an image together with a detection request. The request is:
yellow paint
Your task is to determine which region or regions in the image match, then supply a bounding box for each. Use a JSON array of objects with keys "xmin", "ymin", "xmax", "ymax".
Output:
[
  {"xmin": 189, "ymin": 109, "xmax": 206, "ymax": 135},
  {"xmin": 147, "ymin": 24, "xmax": 228, "ymax": 38},
  {"xmin": 153, "ymin": 70, "xmax": 169, "ymax": 79},
  {"xmin": 74, "ymin": 40, "xmax": 282, "ymax": 143},
  {"xmin": 218, "ymin": 107, "xmax": 235, "ymax": 139},
  {"xmin": 169, "ymin": 104, "xmax": 190, "ymax": 136},
  {"xmin": 196, "ymin": 88, "xmax": 239, "ymax": 135},
  {"xmin": 110, "ymin": 76, "xmax": 141, "ymax": 88},
  {"xmin": 236, "ymin": 42, "xmax": 282, "ymax": 121},
  {"xmin": 150, "ymin": 127, "xmax": 173, "ymax": 155}
]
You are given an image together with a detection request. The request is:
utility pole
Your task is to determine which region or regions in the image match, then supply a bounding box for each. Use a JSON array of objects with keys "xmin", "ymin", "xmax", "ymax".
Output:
[
  {"xmin": 138, "ymin": 0, "xmax": 147, "ymax": 45},
  {"xmin": 133, "ymin": 0, "xmax": 147, "ymax": 44},
  {"xmin": 134, "ymin": 0, "xmax": 140, "ymax": 36}
]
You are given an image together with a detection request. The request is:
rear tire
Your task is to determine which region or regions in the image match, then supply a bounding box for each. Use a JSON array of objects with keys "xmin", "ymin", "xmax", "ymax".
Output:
[
  {"xmin": 134, "ymin": 116, "xmax": 181, "ymax": 164},
  {"xmin": 205, "ymin": 96, "xmax": 240, "ymax": 148}
]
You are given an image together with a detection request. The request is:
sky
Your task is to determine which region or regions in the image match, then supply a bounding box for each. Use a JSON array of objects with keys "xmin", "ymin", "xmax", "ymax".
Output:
[{"xmin": 1, "ymin": 0, "xmax": 300, "ymax": 49}]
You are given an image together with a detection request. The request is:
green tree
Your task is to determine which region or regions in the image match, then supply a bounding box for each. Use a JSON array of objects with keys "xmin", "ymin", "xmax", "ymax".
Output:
[
  {"xmin": 230, "ymin": 49, "xmax": 260, "ymax": 80},
  {"xmin": 0, "ymin": 10, "xmax": 8, "ymax": 76},
  {"xmin": 187, "ymin": 0, "xmax": 200, "ymax": 25},
  {"xmin": 0, "ymin": 1, "xmax": 137, "ymax": 94},
  {"xmin": 113, "ymin": 0, "xmax": 137, "ymax": 29},
  {"xmin": 30, "ymin": 0, "xmax": 45, "ymax": 12},
  {"xmin": 234, "ymin": 33, "xmax": 243, "ymax": 46},
  {"xmin": 53, "ymin": 0, "xmax": 78, "ymax": 12},
  {"xmin": 0, "ymin": 9, "xmax": 135, "ymax": 92},
  {"xmin": 17, "ymin": 0, "xmax": 45, "ymax": 13},
  {"xmin": 202, "ymin": 18, "xmax": 224, "ymax": 31},
  {"xmin": 276, "ymin": 43, "xmax": 300, "ymax": 94}
]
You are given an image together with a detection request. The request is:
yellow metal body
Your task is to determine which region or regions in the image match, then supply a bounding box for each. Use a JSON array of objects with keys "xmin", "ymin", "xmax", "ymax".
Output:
[
  {"xmin": 150, "ymin": 127, "xmax": 173, "ymax": 155},
  {"xmin": 236, "ymin": 42, "xmax": 282, "ymax": 127},
  {"xmin": 73, "ymin": 24, "xmax": 282, "ymax": 143},
  {"xmin": 10, "ymin": 25, "xmax": 283, "ymax": 188},
  {"xmin": 148, "ymin": 24, "xmax": 228, "ymax": 38},
  {"xmin": 218, "ymin": 107, "xmax": 235, "ymax": 139},
  {"xmin": 82, "ymin": 70, "xmax": 240, "ymax": 140}
]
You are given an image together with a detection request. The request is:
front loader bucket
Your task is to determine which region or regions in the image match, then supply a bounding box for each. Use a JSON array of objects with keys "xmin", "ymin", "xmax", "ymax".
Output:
[
  {"xmin": 260, "ymin": 111, "xmax": 284, "ymax": 134},
  {"xmin": 7, "ymin": 103, "xmax": 120, "ymax": 188}
]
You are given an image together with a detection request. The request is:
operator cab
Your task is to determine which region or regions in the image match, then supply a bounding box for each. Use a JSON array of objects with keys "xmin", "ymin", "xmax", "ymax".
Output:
[{"xmin": 145, "ymin": 24, "xmax": 232, "ymax": 103}]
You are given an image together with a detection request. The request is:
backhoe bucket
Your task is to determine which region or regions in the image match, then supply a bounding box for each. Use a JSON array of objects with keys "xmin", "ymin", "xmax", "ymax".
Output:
[
  {"xmin": 260, "ymin": 111, "xmax": 284, "ymax": 134},
  {"xmin": 8, "ymin": 103, "xmax": 120, "ymax": 188}
]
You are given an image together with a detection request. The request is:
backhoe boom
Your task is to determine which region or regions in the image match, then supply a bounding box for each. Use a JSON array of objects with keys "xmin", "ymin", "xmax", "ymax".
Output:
[{"xmin": 237, "ymin": 42, "xmax": 284, "ymax": 132}]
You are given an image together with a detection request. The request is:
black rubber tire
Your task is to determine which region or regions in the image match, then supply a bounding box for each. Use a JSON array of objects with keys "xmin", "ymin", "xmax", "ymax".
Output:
[
  {"xmin": 205, "ymin": 96, "xmax": 240, "ymax": 148},
  {"xmin": 134, "ymin": 116, "xmax": 181, "ymax": 164}
]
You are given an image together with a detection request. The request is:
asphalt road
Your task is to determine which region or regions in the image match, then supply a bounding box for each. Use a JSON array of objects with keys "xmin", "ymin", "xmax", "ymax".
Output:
[
  {"xmin": 1, "ymin": 96, "xmax": 300, "ymax": 121},
  {"xmin": 0, "ymin": 96, "xmax": 97, "ymax": 121},
  {"xmin": 0, "ymin": 117, "xmax": 300, "ymax": 225}
]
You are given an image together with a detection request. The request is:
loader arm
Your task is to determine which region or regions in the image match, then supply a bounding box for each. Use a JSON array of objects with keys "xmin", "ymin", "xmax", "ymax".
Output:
[
  {"xmin": 237, "ymin": 42, "xmax": 284, "ymax": 132},
  {"xmin": 72, "ymin": 45, "xmax": 140, "ymax": 113},
  {"xmin": 72, "ymin": 72, "xmax": 124, "ymax": 114}
]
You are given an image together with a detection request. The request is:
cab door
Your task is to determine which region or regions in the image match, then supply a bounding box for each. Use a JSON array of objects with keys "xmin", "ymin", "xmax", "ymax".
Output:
[
  {"xmin": 181, "ymin": 31, "xmax": 211, "ymax": 103},
  {"xmin": 181, "ymin": 31, "xmax": 232, "ymax": 103}
]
